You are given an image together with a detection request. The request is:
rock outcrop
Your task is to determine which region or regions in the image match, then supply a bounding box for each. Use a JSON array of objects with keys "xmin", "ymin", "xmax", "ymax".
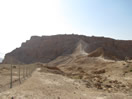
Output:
[{"xmin": 2, "ymin": 34, "xmax": 132, "ymax": 64}]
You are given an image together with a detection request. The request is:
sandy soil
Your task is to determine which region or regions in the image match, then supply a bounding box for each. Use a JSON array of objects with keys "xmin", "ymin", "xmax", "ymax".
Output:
[
  {"xmin": 0, "ymin": 42, "xmax": 132, "ymax": 99},
  {"xmin": 0, "ymin": 64, "xmax": 36, "ymax": 93},
  {"xmin": 0, "ymin": 68, "xmax": 132, "ymax": 99}
]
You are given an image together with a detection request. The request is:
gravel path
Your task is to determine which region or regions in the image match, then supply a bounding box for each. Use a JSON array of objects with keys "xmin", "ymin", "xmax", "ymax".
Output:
[{"xmin": 0, "ymin": 68, "xmax": 131, "ymax": 99}]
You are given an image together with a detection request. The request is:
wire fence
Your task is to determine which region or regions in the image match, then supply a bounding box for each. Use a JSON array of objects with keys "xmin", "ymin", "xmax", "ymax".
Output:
[{"xmin": 0, "ymin": 64, "xmax": 37, "ymax": 92}]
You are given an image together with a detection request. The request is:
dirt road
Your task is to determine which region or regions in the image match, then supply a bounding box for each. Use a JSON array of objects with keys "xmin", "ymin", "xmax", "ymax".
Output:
[{"xmin": 0, "ymin": 68, "xmax": 132, "ymax": 99}]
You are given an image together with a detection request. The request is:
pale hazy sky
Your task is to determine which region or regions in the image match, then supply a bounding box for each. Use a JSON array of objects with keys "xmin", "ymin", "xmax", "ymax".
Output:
[{"xmin": 0, "ymin": 0, "xmax": 132, "ymax": 58}]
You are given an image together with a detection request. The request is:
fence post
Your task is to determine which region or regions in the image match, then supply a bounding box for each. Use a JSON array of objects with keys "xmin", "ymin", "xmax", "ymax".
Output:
[
  {"xmin": 26, "ymin": 65, "xmax": 28, "ymax": 77},
  {"xmin": 25, "ymin": 65, "xmax": 26, "ymax": 77},
  {"xmin": 30, "ymin": 66, "xmax": 32, "ymax": 76},
  {"xmin": 10, "ymin": 64, "xmax": 13, "ymax": 88},
  {"xmin": 19, "ymin": 65, "xmax": 21, "ymax": 84},
  {"xmin": 29, "ymin": 66, "xmax": 31, "ymax": 76},
  {"xmin": 23, "ymin": 65, "xmax": 25, "ymax": 79}
]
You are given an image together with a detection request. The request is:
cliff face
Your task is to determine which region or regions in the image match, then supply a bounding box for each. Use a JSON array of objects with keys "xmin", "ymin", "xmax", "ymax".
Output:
[{"xmin": 2, "ymin": 34, "xmax": 132, "ymax": 64}]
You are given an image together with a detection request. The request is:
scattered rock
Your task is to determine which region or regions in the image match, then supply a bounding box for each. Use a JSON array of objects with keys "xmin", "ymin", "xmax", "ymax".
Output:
[{"xmin": 92, "ymin": 69, "xmax": 106, "ymax": 74}]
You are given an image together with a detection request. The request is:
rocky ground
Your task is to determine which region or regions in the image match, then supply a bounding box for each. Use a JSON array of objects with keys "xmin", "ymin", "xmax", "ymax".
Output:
[
  {"xmin": 1, "ymin": 42, "xmax": 132, "ymax": 99},
  {"xmin": 0, "ymin": 68, "xmax": 132, "ymax": 99},
  {"xmin": 56, "ymin": 56, "xmax": 132, "ymax": 94}
]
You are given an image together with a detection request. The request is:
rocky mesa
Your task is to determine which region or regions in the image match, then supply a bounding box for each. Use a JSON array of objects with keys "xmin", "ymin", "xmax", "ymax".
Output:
[{"xmin": 2, "ymin": 34, "xmax": 132, "ymax": 64}]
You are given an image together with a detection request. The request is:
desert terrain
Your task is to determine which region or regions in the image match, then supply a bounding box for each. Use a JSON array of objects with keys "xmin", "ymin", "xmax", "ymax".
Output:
[{"xmin": 0, "ymin": 39, "xmax": 132, "ymax": 99}]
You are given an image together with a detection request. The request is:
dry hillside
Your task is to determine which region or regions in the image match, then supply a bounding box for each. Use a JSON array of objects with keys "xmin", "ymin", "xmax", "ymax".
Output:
[
  {"xmin": 2, "ymin": 34, "xmax": 132, "ymax": 64},
  {"xmin": 0, "ymin": 41, "xmax": 132, "ymax": 98}
]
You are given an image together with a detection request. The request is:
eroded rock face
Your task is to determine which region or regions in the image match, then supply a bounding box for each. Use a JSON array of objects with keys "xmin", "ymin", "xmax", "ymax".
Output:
[{"xmin": 2, "ymin": 34, "xmax": 132, "ymax": 64}]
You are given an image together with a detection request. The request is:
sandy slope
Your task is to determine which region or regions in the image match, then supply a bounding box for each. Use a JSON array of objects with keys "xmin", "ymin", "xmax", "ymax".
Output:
[
  {"xmin": 1, "ymin": 42, "xmax": 132, "ymax": 99},
  {"xmin": 0, "ymin": 68, "xmax": 132, "ymax": 99}
]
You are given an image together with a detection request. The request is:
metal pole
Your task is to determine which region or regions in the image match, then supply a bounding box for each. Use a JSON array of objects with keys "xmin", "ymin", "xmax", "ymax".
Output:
[
  {"xmin": 19, "ymin": 65, "xmax": 21, "ymax": 84},
  {"xmin": 30, "ymin": 66, "xmax": 32, "ymax": 76},
  {"xmin": 25, "ymin": 65, "xmax": 26, "ymax": 77},
  {"xmin": 29, "ymin": 66, "xmax": 31, "ymax": 76},
  {"xmin": 10, "ymin": 64, "xmax": 13, "ymax": 88},
  {"xmin": 23, "ymin": 65, "xmax": 25, "ymax": 79},
  {"xmin": 26, "ymin": 66, "xmax": 28, "ymax": 77}
]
